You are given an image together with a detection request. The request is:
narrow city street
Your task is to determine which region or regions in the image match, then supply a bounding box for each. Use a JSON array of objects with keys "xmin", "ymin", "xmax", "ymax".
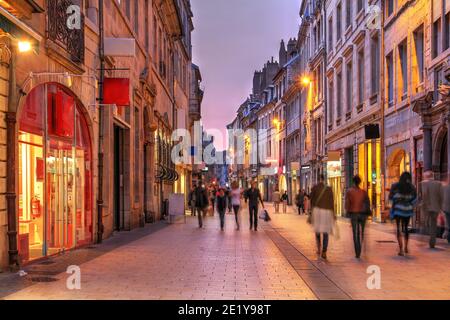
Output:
[{"xmin": 1, "ymin": 205, "xmax": 450, "ymax": 300}]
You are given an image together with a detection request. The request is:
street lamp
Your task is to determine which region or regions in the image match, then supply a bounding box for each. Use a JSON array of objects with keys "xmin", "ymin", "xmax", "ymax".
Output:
[
  {"xmin": 301, "ymin": 76, "xmax": 312, "ymax": 87},
  {"xmin": 17, "ymin": 40, "xmax": 32, "ymax": 53}
]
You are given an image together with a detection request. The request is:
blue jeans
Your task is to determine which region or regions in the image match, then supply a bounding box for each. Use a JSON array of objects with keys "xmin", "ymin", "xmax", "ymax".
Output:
[
  {"xmin": 446, "ymin": 212, "xmax": 450, "ymax": 243},
  {"xmin": 249, "ymin": 205, "xmax": 258, "ymax": 230},
  {"xmin": 219, "ymin": 209, "xmax": 226, "ymax": 230}
]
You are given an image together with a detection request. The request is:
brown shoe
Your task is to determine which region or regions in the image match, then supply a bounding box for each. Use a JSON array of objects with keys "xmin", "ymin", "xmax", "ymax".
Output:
[{"xmin": 321, "ymin": 252, "xmax": 327, "ymax": 260}]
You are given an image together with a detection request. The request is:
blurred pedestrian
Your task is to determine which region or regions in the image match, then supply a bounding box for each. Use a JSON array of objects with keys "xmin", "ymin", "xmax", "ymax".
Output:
[
  {"xmin": 194, "ymin": 184, "xmax": 209, "ymax": 228},
  {"xmin": 225, "ymin": 186, "xmax": 232, "ymax": 214},
  {"xmin": 245, "ymin": 181, "xmax": 264, "ymax": 232},
  {"xmin": 420, "ymin": 171, "xmax": 443, "ymax": 249},
  {"xmin": 296, "ymin": 190, "xmax": 305, "ymax": 215},
  {"xmin": 188, "ymin": 184, "xmax": 197, "ymax": 217},
  {"xmin": 217, "ymin": 188, "xmax": 228, "ymax": 231},
  {"xmin": 209, "ymin": 186, "xmax": 217, "ymax": 216},
  {"xmin": 310, "ymin": 175, "xmax": 336, "ymax": 260},
  {"xmin": 273, "ymin": 189, "xmax": 281, "ymax": 213},
  {"xmin": 281, "ymin": 191, "xmax": 289, "ymax": 214},
  {"xmin": 389, "ymin": 172, "xmax": 417, "ymax": 256},
  {"xmin": 304, "ymin": 192, "xmax": 311, "ymax": 215},
  {"xmin": 443, "ymin": 178, "xmax": 450, "ymax": 244},
  {"xmin": 230, "ymin": 181, "xmax": 242, "ymax": 231},
  {"xmin": 345, "ymin": 175, "xmax": 370, "ymax": 259}
]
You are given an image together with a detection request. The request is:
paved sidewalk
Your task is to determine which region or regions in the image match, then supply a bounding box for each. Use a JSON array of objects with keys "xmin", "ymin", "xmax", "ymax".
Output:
[
  {"xmin": 2, "ymin": 203, "xmax": 450, "ymax": 300},
  {"xmin": 1, "ymin": 210, "xmax": 316, "ymax": 300},
  {"xmin": 266, "ymin": 203, "xmax": 450, "ymax": 300}
]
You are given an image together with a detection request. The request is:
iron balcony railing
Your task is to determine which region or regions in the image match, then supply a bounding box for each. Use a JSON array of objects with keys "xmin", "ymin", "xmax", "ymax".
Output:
[{"xmin": 47, "ymin": 0, "xmax": 85, "ymax": 64}]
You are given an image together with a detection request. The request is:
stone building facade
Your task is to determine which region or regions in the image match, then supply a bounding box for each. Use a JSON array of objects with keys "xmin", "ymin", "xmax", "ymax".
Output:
[
  {"xmin": 324, "ymin": 0, "xmax": 383, "ymax": 218},
  {"xmin": 0, "ymin": 0, "xmax": 197, "ymax": 271}
]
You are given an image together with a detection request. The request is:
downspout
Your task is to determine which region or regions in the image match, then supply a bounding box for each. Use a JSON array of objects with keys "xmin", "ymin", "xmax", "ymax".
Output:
[
  {"xmin": 6, "ymin": 41, "xmax": 19, "ymax": 269},
  {"xmin": 97, "ymin": 0, "xmax": 105, "ymax": 243},
  {"xmin": 323, "ymin": 4, "xmax": 328, "ymax": 180},
  {"xmin": 380, "ymin": 0, "xmax": 386, "ymax": 217}
]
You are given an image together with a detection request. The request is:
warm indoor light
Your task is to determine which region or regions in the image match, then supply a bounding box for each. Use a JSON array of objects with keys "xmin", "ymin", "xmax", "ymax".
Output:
[
  {"xmin": 273, "ymin": 118, "xmax": 280, "ymax": 126},
  {"xmin": 18, "ymin": 41, "xmax": 32, "ymax": 53}
]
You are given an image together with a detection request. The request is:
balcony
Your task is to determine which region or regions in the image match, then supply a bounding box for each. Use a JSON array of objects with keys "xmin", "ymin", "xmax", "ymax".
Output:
[{"xmin": 47, "ymin": 0, "xmax": 84, "ymax": 65}]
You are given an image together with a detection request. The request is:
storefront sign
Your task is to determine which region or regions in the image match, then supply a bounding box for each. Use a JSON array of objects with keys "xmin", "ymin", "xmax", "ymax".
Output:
[
  {"xmin": 103, "ymin": 78, "xmax": 130, "ymax": 106},
  {"xmin": 327, "ymin": 160, "xmax": 342, "ymax": 178}
]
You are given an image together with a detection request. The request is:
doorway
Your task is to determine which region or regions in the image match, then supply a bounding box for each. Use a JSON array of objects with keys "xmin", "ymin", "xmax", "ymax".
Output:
[{"xmin": 114, "ymin": 125, "xmax": 125, "ymax": 231}]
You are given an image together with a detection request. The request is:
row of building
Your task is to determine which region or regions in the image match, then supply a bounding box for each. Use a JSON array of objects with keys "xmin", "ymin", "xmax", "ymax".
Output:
[
  {"xmin": 0, "ymin": 0, "xmax": 204, "ymax": 270},
  {"xmin": 228, "ymin": 0, "xmax": 450, "ymax": 228}
]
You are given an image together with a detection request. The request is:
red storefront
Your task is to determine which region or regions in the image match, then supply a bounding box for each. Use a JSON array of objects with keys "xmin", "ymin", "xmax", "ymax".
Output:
[{"xmin": 17, "ymin": 83, "xmax": 93, "ymax": 263}]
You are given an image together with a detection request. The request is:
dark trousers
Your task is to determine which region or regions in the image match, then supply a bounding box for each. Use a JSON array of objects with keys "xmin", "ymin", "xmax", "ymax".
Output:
[
  {"xmin": 297, "ymin": 204, "xmax": 304, "ymax": 215},
  {"xmin": 316, "ymin": 233, "xmax": 329, "ymax": 253},
  {"xmin": 427, "ymin": 211, "xmax": 439, "ymax": 248},
  {"xmin": 233, "ymin": 205, "xmax": 240, "ymax": 229},
  {"xmin": 249, "ymin": 205, "xmax": 258, "ymax": 230},
  {"xmin": 219, "ymin": 209, "xmax": 226, "ymax": 230},
  {"xmin": 197, "ymin": 207, "xmax": 206, "ymax": 227},
  {"xmin": 351, "ymin": 213, "xmax": 367, "ymax": 258}
]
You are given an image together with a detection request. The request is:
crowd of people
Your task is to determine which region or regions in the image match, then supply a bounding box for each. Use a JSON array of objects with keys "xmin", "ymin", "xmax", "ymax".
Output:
[{"xmin": 188, "ymin": 171, "xmax": 450, "ymax": 261}]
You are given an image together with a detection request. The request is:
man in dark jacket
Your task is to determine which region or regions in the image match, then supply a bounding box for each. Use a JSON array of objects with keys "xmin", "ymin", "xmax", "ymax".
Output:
[
  {"xmin": 194, "ymin": 184, "xmax": 209, "ymax": 228},
  {"xmin": 217, "ymin": 188, "xmax": 228, "ymax": 231},
  {"xmin": 245, "ymin": 182, "xmax": 264, "ymax": 231}
]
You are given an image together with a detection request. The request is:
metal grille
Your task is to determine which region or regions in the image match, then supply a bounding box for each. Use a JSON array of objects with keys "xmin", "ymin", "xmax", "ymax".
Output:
[{"xmin": 47, "ymin": 0, "xmax": 85, "ymax": 64}]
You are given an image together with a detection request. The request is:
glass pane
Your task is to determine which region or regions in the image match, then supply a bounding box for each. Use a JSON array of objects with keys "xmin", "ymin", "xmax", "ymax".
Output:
[{"xmin": 18, "ymin": 133, "xmax": 45, "ymax": 263}]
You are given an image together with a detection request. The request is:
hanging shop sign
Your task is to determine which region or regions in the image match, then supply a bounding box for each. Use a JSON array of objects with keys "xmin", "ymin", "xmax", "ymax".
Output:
[
  {"xmin": 103, "ymin": 78, "xmax": 130, "ymax": 106},
  {"xmin": 327, "ymin": 160, "xmax": 342, "ymax": 178}
]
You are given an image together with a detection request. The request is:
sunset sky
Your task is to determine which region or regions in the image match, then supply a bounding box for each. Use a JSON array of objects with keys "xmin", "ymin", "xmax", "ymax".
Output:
[{"xmin": 191, "ymin": 0, "xmax": 300, "ymax": 150}]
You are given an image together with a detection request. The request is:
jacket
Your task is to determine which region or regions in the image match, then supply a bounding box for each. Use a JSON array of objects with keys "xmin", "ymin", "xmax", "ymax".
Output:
[
  {"xmin": 216, "ymin": 195, "xmax": 227, "ymax": 212},
  {"xmin": 389, "ymin": 183, "xmax": 417, "ymax": 218},
  {"xmin": 345, "ymin": 187, "xmax": 368, "ymax": 214},
  {"xmin": 420, "ymin": 180, "xmax": 443, "ymax": 213},
  {"xmin": 310, "ymin": 183, "xmax": 334, "ymax": 211},
  {"xmin": 245, "ymin": 188, "xmax": 263, "ymax": 207}
]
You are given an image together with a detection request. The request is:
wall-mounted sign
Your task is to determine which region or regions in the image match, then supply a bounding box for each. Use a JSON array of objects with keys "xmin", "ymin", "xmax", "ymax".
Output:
[{"xmin": 327, "ymin": 160, "xmax": 342, "ymax": 178}]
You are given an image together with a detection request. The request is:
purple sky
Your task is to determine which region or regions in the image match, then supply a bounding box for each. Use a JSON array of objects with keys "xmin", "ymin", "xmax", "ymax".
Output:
[{"xmin": 191, "ymin": 0, "xmax": 300, "ymax": 150}]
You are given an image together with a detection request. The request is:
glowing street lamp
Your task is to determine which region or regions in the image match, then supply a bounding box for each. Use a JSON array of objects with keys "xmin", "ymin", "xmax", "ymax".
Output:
[
  {"xmin": 301, "ymin": 76, "xmax": 312, "ymax": 87},
  {"xmin": 18, "ymin": 40, "xmax": 32, "ymax": 53}
]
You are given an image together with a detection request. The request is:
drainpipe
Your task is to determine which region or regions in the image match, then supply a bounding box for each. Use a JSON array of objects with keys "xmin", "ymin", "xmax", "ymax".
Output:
[
  {"xmin": 323, "ymin": 4, "xmax": 328, "ymax": 181},
  {"xmin": 6, "ymin": 41, "xmax": 19, "ymax": 269},
  {"xmin": 380, "ymin": 0, "xmax": 386, "ymax": 216},
  {"xmin": 97, "ymin": 0, "xmax": 105, "ymax": 243}
]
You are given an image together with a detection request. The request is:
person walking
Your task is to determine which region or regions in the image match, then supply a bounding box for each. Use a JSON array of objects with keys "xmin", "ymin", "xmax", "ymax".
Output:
[
  {"xmin": 209, "ymin": 186, "xmax": 217, "ymax": 216},
  {"xmin": 443, "ymin": 178, "xmax": 450, "ymax": 244},
  {"xmin": 272, "ymin": 189, "xmax": 281, "ymax": 213},
  {"xmin": 296, "ymin": 190, "xmax": 305, "ymax": 215},
  {"xmin": 194, "ymin": 184, "xmax": 209, "ymax": 228},
  {"xmin": 230, "ymin": 182, "xmax": 242, "ymax": 230},
  {"xmin": 419, "ymin": 171, "xmax": 443, "ymax": 249},
  {"xmin": 345, "ymin": 175, "xmax": 370, "ymax": 259},
  {"xmin": 226, "ymin": 186, "xmax": 233, "ymax": 214},
  {"xmin": 389, "ymin": 172, "xmax": 417, "ymax": 256},
  {"xmin": 245, "ymin": 182, "xmax": 264, "ymax": 232},
  {"xmin": 310, "ymin": 175, "xmax": 335, "ymax": 260},
  {"xmin": 188, "ymin": 184, "xmax": 197, "ymax": 217},
  {"xmin": 304, "ymin": 192, "xmax": 311, "ymax": 215},
  {"xmin": 216, "ymin": 188, "xmax": 228, "ymax": 231},
  {"xmin": 281, "ymin": 191, "xmax": 289, "ymax": 214}
]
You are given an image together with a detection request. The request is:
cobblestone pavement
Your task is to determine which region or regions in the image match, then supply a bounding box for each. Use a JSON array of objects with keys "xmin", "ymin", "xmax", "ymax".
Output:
[{"xmin": 1, "ymin": 203, "xmax": 450, "ymax": 300}]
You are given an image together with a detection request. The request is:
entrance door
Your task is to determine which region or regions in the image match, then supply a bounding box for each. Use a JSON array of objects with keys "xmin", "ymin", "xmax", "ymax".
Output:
[
  {"xmin": 114, "ymin": 126, "xmax": 125, "ymax": 231},
  {"xmin": 46, "ymin": 140, "xmax": 76, "ymax": 254}
]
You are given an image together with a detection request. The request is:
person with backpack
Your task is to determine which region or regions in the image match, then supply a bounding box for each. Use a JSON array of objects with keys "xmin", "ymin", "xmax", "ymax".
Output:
[
  {"xmin": 310, "ymin": 175, "xmax": 336, "ymax": 260},
  {"xmin": 389, "ymin": 172, "xmax": 418, "ymax": 256},
  {"xmin": 345, "ymin": 175, "xmax": 371, "ymax": 259}
]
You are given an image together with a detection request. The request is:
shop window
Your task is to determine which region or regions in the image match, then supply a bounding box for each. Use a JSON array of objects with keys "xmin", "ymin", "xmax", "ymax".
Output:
[{"xmin": 18, "ymin": 84, "xmax": 92, "ymax": 263}]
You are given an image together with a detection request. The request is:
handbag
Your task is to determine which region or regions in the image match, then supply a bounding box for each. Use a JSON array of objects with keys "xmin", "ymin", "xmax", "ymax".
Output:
[
  {"xmin": 363, "ymin": 193, "xmax": 373, "ymax": 216},
  {"xmin": 308, "ymin": 187, "xmax": 327, "ymax": 225}
]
